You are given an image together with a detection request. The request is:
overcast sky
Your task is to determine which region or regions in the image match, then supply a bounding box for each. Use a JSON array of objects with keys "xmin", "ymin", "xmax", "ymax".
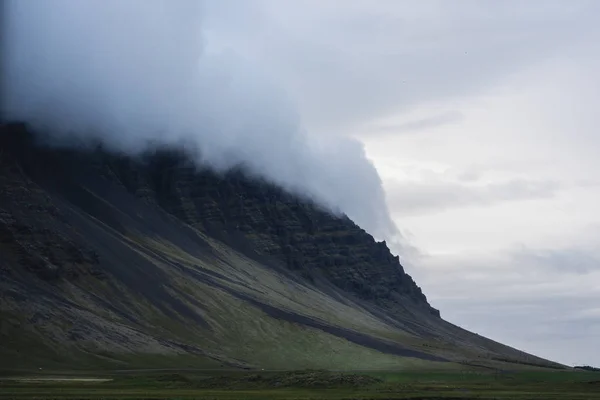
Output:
[
  {"xmin": 201, "ymin": 0, "xmax": 600, "ymax": 366},
  {"xmin": 4, "ymin": 0, "xmax": 599, "ymax": 367}
]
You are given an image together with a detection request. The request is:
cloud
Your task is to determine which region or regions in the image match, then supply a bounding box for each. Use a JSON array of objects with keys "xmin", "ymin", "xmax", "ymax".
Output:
[
  {"xmin": 202, "ymin": 0, "xmax": 600, "ymax": 132},
  {"xmin": 1, "ymin": 0, "xmax": 397, "ymax": 240},
  {"xmin": 364, "ymin": 111, "xmax": 464, "ymax": 136},
  {"xmin": 386, "ymin": 178, "xmax": 560, "ymax": 216},
  {"xmin": 443, "ymin": 293, "xmax": 600, "ymax": 366},
  {"xmin": 511, "ymin": 247, "xmax": 600, "ymax": 275},
  {"xmin": 410, "ymin": 241, "xmax": 600, "ymax": 366}
]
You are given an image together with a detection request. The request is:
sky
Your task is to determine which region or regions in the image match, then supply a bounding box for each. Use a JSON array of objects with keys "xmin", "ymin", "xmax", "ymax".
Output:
[{"xmin": 3, "ymin": 0, "xmax": 600, "ymax": 366}]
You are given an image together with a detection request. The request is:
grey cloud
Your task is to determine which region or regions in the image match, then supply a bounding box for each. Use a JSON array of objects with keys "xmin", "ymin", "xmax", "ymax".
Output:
[
  {"xmin": 439, "ymin": 295, "xmax": 600, "ymax": 366},
  {"xmin": 204, "ymin": 0, "xmax": 600, "ymax": 132},
  {"xmin": 1, "ymin": 0, "xmax": 397, "ymax": 240},
  {"xmin": 410, "ymin": 243, "xmax": 600, "ymax": 366},
  {"xmin": 510, "ymin": 247, "xmax": 600, "ymax": 275},
  {"xmin": 366, "ymin": 111, "xmax": 464, "ymax": 136},
  {"xmin": 456, "ymin": 169, "xmax": 481, "ymax": 183},
  {"xmin": 387, "ymin": 179, "xmax": 560, "ymax": 216}
]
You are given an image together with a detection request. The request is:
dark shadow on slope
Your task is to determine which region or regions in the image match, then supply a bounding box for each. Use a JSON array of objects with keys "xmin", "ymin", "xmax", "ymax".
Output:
[
  {"xmin": 53, "ymin": 190, "xmax": 212, "ymax": 330},
  {"xmin": 236, "ymin": 293, "xmax": 448, "ymax": 362},
  {"xmin": 174, "ymin": 263, "xmax": 447, "ymax": 362}
]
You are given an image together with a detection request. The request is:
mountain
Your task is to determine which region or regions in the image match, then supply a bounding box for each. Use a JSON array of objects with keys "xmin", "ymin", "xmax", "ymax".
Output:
[{"xmin": 0, "ymin": 122, "xmax": 562, "ymax": 371}]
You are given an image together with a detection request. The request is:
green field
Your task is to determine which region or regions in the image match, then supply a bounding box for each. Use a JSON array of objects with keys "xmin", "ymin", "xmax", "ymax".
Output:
[{"xmin": 1, "ymin": 369, "xmax": 599, "ymax": 399}]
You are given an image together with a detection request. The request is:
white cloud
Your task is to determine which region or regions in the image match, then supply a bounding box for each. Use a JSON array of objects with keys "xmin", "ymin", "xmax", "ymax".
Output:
[
  {"xmin": 202, "ymin": 0, "xmax": 599, "ymax": 133},
  {"xmin": 2, "ymin": 0, "xmax": 397, "ymax": 240},
  {"xmin": 385, "ymin": 178, "xmax": 560, "ymax": 216}
]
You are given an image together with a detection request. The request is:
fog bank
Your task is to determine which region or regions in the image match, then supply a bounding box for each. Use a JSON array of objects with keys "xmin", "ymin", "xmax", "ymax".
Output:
[{"xmin": 2, "ymin": 0, "xmax": 398, "ymax": 240}]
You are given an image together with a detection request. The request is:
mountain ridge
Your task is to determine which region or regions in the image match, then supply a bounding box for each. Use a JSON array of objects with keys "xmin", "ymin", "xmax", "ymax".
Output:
[{"xmin": 0, "ymin": 122, "xmax": 563, "ymax": 371}]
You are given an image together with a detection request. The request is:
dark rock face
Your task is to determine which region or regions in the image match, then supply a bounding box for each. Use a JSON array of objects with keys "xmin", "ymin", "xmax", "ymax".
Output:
[
  {"xmin": 0, "ymin": 123, "xmax": 438, "ymax": 317},
  {"xmin": 112, "ymin": 149, "xmax": 437, "ymax": 316},
  {"xmin": 0, "ymin": 131, "xmax": 103, "ymax": 282}
]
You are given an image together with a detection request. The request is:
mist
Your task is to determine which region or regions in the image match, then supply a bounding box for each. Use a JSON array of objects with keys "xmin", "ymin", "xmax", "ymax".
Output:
[{"xmin": 1, "ymin": 0, "xmax": 398, "ymax": 241}]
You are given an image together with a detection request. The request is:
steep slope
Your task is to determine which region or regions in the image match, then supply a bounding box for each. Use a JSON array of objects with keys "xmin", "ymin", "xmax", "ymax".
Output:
[{"xmin": 0, "ymin": 122, "xmax": 563, "ymax": 371}]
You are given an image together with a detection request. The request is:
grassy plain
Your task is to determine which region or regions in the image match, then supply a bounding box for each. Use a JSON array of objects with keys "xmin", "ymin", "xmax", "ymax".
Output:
[{"xmin": 1, "ymin": 368, "xmax": 599, "ymax": 399}]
